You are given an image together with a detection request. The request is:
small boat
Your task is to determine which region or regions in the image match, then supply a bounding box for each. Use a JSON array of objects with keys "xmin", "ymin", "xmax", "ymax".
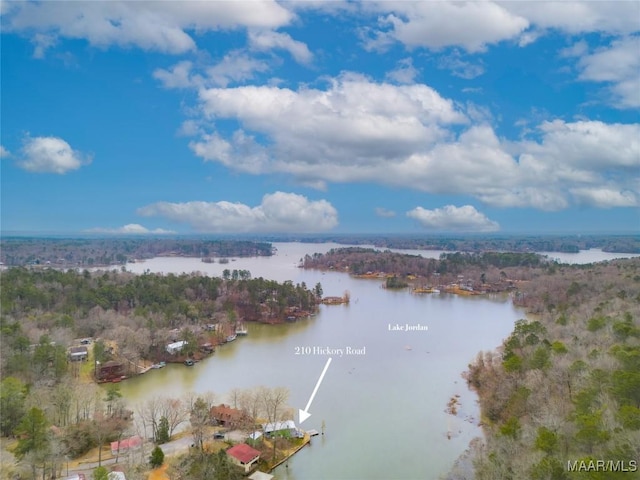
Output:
[
  {"xmin": 235, "ymin": 324, "xmax": 248, "ymax": 336},
  {"xmin": 184, "ymin": 359, "xmax": 195, "ymax": 366},
  {"xmin": 226, "ymin": 334, "xmax": 237, "ymax": 343}
]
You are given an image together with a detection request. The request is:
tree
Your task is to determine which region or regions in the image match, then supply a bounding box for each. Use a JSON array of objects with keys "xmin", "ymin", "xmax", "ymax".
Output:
[
  {"xmin": 92, "ymin": 466, "xmax": 109, "ymax": 480},
  {"xmin": 149, "ymin": 445, "xmax": 165, "ymax": 467},
  {"xmin": 190, "ymin": 397, "xmax": 210, "ymax": 451},
  {"xmin": 0, "ymin": 377, "xmax": 26, "ymax": 436},
  {"xmin": 14, "ymin": 407, "xmax": 50, "ymax": 479},
  {"xmin": 156, "ymin": 416, "xmax": 170, "ymax": 444}
]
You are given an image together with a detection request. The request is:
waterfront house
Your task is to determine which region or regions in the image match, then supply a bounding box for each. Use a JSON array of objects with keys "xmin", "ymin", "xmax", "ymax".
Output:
[
  {"xmin": 110, "ymin": 435, "xmax": 142, "ymax": 456},
  {"xmin": 211, "ymin": 404, "xmax": 249, "ymax": 428},
  {"xmin": 96, "ymin": 360, "xmax": 124, "ymax": 381},
  {"xmin": 226, "ymin": 443, "xmax": 261, "ymax": 473},
  {"xmin": 68, "ymin": 346, "xmax": 88, "ymax": 362},
  {"xmin": 263, "ymin": 420, "xmax": 301, "ymax": 437},
  {"xmin": 166, "ymin": 340, "xmax": 188, "ymax": 355}
]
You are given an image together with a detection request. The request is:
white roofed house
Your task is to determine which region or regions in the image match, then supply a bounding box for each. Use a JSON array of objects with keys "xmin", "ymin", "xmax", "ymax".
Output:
[
  {"xmin": 262, "ymin": 420, "xmax": 303, "ymax": 438},
  {"xmin": 166, "ymin": 340, "xmax": 187, "ymax": 355},
  {"xmin": 68, "ymin": 346, "xmax": 88, "ymax": 362}
]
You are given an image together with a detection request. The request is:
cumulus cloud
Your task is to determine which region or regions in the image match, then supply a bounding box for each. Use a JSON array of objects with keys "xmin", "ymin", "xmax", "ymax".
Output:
[
  {"xmin": 503, "ymin": 1, "xmax": 640, "ymax": 36},
  {"xmin": 86, "ymin": 224, "xmax": 176, "ymax": 235},
  {"xmin": 577, "ymin": 36, "xmax": 640, "ymax": 109},
  {"xmin": 18, "ymin": 136, "xmax": 92, "ymax": 174},
  {"xmin": 137, "ymin": 192, "xmax": 338, "ymax": 233},
  {"xmin": 187, "ymin": 74, "xmax": 638, "ymax": 211},
  {"xmin": 359, "ymin": 2, "xmax": 638, "ymax": 54},
  {"xmin": 3, "ymin": 1, "xmax": 293, "ymax": 55},
  {"xmin": 407, "ymin": 205, "xmax": 500, "ymax": 232},
  {"xmin": 0, "ymin": 145, "xmax": 10, "ymax": 158},
  {"xmin": 248, "ymin": 30, "xmax": 313, "ymax": 64},
  {"xmin": 195, "ymin": 73, "xmax": 466, "ymax": 175},
  {"xmin": 364, "ymin": 2, "xmax": 529, "ymax": 53}
]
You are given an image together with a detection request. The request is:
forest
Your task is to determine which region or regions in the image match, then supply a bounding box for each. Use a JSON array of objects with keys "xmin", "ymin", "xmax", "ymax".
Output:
[
  {"xmin": 464, "ymin": 258, "xmax": 640, "ymax": 480},
  {"xmin": 0, "ymin": 238, "xmax": 273, "ymax": 267}
]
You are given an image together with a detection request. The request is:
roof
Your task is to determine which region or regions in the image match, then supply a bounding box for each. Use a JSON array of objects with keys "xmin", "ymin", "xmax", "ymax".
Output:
[
  {"xmin": 211, "ymin": 404, "xmax": 245, "ymax": 421},
  {"xmin": 166, "ymin": 340, "xmax": 187, "ymax": 349},
  {"xmin": 107, "ymin": 473, "xmax": 126, "ymax": 480},
  {"xmin": 227, "ymin": 443, "xmax": 261, "ymax": 464},
  {"xmin": 248, "ymin": 431, "xmax": 263, "ymax": 440},
  {"xmin": 110, "ymin": 435, "xmax": 142, "ymax": 451},
  {"xmin": 263, "ymin": 420, "xmax": 297, "ymax": 433},
  {"xmin": 69, "ymin": 346, "xmax": 88, "ymax": 354}
]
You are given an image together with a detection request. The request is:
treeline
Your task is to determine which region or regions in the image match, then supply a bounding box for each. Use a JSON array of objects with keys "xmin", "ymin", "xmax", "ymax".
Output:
[
  {"xmin": 265, "ymin": 234, "xmax": 640, "ymax": 254},
  {"xmin": 302, "ymin": 248, "xmax": 549, "ymax": 281},
  {"xmin": 465, "ymin": 258, "xmax": 640, "ymax": 479},
  {"xmin": 0, "ymin": 237, "xmax": 273, "ymax": 267}
]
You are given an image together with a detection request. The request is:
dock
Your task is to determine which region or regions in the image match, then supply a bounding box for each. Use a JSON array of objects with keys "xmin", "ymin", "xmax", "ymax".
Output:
[{"xmin": 307, "ymin": 429, "xmax": 320, "ymax": 437}]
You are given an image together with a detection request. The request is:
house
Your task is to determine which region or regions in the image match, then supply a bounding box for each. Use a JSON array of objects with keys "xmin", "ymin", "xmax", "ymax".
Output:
[
  {"xmin": 263, "ymin": 420, "xmax": 301, "ymax": 438},
  {"xmin": 226, "ymin": 443, "xmax": 261, "ymax": 473},
  {"xmin": 68, "ymin": 346, "xmax": 88, "ymax": 361},
  {"xmin": 107, "ymin": 473, "xmax": 126, "ymax": 480},
  {"xmin": 166, "ymin": 340, "xmax": 188, "ymax": 355},
  {"xmin": 110, "ymin": 435, "xmax": 142, "ymax": 456},
  {"xmin": 96, "ymin": 361, "xmax": 124, "ymax": 381},
  {"xmin": 210, "ymin": 404, "xmax": 249, "ymax": 428}
]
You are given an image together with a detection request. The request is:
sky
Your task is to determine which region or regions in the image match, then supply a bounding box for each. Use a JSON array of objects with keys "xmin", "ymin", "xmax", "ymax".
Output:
[{"xmin": 1, "ymin": 1, "xmax": 639, "ymax": 236}]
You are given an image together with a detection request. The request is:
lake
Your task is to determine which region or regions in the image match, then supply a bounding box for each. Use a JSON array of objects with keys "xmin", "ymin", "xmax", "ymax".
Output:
[{"xmin": 116, "ymin": 243, "xmax": 635, "ymax": 479}]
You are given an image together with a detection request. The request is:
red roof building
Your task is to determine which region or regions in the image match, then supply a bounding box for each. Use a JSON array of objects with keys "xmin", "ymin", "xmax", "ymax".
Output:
[
  {"xmin": 226, "ymin": 443, "xmax": 261, "ymax": 473},
  {"xmin": 211, "ymin": 404, "xmax": 250, "ymax": 428},
  {"xmin": 110, "ymin": 435, "xmax": 142, "ymax": 455}
]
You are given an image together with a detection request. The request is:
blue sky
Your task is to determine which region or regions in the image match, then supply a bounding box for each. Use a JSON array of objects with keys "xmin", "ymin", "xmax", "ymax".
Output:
[{"xmin": 1, "ymin": 1, "xmax": 639, "ymax": 235}]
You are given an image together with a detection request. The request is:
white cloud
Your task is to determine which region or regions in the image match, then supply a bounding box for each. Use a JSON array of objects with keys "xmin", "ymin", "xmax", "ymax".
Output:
[
  {"xmin": 188, "ymin": 75, "xmax": 638, "ymax": 211},
  {"xmin": 364, "ymin": 2, "xmax": 529, "ymax": 53},
  {"xmin": 0, "ymin": 145, "xmax": 10, "ymax": 158},
  {"xmin": 19, "ymin": 136, "xmax": 91, "ymax": 174},
  {"xmin": 206, "ymin": 51, "xmax": 271, "ymax": 87},
  {"xmin": 153, "ymin": 61, "xmax": 200, "ymax": 89},
  {"xmin": 154, "ymin": 52, "xmax": 270, "ymax": 90},
  {"xmin": 248, "ymin": 30, "xmax": 313, "ymax": 64},
  {"xmin": 4, "ymin": 1, "xmax": 293, "ymax": 55},
  {"xmin": 375, "ymin": 207, "xmax": 396, "ymax": 218},
  {"xmin": 577, "ymin": 36, "xmax": 640, "ymax": 109},
  {"xmin": 361, "ymin": 2, "xmax": 638, "ymax": 53},
  {"xmin": 86, "ymin": 224, "xmax": 176, "ymax": 235},
  {"xmin": 138, "ymin": 192, "xmax": 338, "ymax": 233},
  {"xmin": 407, "ymin": 205, "xmax": 500, "ymax": 232},
  {"xmin": 570, "ymin": 187, "xmax": 638, "ymax": 208},
  {"xmin": 503, "ymin": 1, "xmax": 640, "ymax": 36},
  {"xmin": 385, "ymin": 57, "xmax": 419, "ymax": 84},
  {"xmin": 196, "ymin": 73, "xmax": 466, "ymax": 173}
]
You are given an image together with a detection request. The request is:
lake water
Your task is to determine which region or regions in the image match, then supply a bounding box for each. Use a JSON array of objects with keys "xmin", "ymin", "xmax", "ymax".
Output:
[{"xmin": 115, "ymin": 243, "xmax": 635, "ymax": 479}]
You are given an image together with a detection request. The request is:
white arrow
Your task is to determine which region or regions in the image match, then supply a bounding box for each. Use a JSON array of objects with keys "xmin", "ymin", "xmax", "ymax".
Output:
[{"xmin": 299, "ymin": 357, "xmax": 332, "ymax": 424}]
